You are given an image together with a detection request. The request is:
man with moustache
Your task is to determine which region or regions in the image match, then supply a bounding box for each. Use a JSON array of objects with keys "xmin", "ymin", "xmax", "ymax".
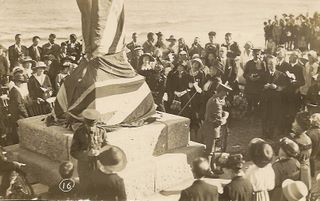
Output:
[{"xmin": 28, "ymin": 36, "xmax": 42, "ymax": 62}]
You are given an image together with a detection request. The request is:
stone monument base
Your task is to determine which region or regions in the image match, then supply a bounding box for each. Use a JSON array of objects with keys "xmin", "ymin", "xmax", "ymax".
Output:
[{"xmin": 14, "ymin": 113, "xmax": 205, "ymax": 199}]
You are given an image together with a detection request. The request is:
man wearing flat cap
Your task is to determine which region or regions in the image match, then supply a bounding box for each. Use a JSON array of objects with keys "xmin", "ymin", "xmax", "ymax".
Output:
[
  {"xmin": 205, "ymin": 31, "xmax": 220, "ymax": 60},
  {"xmin": 70, "ymin": 109, "xmax": 108, "ymax": 196}
]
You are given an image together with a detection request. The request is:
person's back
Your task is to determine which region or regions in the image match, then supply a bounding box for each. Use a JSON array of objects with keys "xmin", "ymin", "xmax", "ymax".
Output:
[
  {"xmin": 90, "ymin": 171, "xmax": 126, "ymax": 201},
  {"xmin": 179, "ymin": 180, "xmax": 218, "ymax": 201},
  {"xmin": 222, "ymin": 176, "xmax": 253, "ymax": 201}
]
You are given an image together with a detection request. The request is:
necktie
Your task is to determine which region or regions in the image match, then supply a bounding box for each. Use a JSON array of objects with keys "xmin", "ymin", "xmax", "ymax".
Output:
[{"xmin": 35, "ymin": 47, "xmax": 40, "ymax": 60}]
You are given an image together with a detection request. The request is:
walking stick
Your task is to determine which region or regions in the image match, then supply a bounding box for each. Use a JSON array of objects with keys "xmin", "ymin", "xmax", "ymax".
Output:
[{"xmin": 178, "ymin": 91, "xmax": 198, "ymax": 116}]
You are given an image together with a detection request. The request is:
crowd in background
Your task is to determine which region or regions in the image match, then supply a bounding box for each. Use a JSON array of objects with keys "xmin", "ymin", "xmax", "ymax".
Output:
[
  {"xmin": 263, "ymin": 12, "xmax": 320, "ymax": 54},
  {"xmin": 0, "ymin": 11, "xmax": 320, "ymax": 201}
]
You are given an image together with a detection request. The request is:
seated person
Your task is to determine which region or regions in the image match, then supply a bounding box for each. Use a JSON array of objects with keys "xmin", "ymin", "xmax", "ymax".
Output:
[
  {"xmin": 179, "ymin": 157, "xmax": 219, "ymax": 201},
  {"xmin": 46, "ymin": 161, "xmax": 79, "ymax": 200}
]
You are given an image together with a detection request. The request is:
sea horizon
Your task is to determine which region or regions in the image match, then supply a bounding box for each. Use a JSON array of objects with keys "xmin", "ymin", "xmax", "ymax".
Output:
[{"xmin": 0, "ymin": 0, "xmax": 319, "ymax": 48}]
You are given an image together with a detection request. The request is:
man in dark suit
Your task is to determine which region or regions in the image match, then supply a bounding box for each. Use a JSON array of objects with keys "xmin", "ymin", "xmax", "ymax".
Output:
[
  {"xmin": 205, "ymin": 31, "xmax": 220, "ymax": 59},
  {"xmin": 261, "ymin": 56, "xmax": 287, "ymax": 139},
  {"xmin": 179, "ymin": 157, "xmax": 219, "ymax": 201},
  {"xmin": 42, "ymin": 34, "xmax": 61, "ymax": 60},
  {"xmin": 28, "ymin": 36, "xmax": 42, "ymax": 61},
  {"xmin": 66, "ymin": 34, "xmax": 82, "ymax": 61},
  {"xmin": 142, "ymin": 32, "xmax": 156, "ymax": 55},
  {"xmin": 221, "ymin": 33, "xmax": 241, "ymax": 60},
  {"xmin": 276, "ymin": 48, "xmax": 291, "ymax": 73},
  {"xmin": 8, "ymin": 34, "xmax": 28, "ymax": 70},
  {"xmin": 126, "ymin": 32, "xmax": 139, "ymax": 53}
]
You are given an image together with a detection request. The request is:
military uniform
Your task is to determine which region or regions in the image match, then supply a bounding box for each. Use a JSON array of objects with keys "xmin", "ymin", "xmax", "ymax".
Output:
[
  {"xmin": 70, "ymin": 124, "xmax": 108, "ymax": 194},
  {"xmin": 198, "ymin": 94, "xmax": 225, "ymax": 154}
]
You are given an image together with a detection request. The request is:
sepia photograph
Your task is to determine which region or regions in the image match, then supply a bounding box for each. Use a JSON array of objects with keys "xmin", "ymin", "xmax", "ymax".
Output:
[{"xmin": 0, "ymin": 0, "xmax": 320, "ymax": 200}]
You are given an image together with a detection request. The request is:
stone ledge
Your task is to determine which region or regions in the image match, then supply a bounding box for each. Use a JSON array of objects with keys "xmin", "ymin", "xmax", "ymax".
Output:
[{"xmin": 18, "ymin": 113, "xmax": 190, "ymax": 163}]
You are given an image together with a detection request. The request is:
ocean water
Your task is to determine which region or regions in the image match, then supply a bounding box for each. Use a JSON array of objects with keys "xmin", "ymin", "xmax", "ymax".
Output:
[{"xmin": 0, "ymin": 0, "xmax": 319, "ymax": 48}]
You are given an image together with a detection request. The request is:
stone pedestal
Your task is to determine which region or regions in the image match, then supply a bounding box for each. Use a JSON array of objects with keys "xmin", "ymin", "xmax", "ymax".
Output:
[{"xmin": 16, "ymin": 113, "xmax": 205, "ymax": 199}]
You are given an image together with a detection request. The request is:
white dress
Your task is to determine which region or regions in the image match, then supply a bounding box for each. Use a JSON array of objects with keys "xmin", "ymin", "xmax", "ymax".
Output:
[{"xmin": 245, "ymin": 163, "xmax": 275, "ymax": 201}]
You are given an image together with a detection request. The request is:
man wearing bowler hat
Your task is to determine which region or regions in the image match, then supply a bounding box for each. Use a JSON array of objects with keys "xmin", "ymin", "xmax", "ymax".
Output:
[{"xmin": 70, "ymin": 109, "xmax": 108, "ymax": 196}]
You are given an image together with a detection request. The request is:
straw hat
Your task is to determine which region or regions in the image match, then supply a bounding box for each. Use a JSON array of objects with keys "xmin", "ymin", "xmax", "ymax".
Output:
[
  {"xmin": 282, "ymin": 179, "xmax": 308, "ymax": 201},
  {"xmin": 97, "ymin": 145, "xmax": 127, "ymax": 173},
  {"xmin": 82, "ymin": 109, "xmax": 101, "ymax": 120},
  {"xmin": 11, "ymin": 66, "xmax": 24, "ymax": 76},
  {"xmin": 32, "ymin": 61, "xmax": 47, "ymax": 69}
]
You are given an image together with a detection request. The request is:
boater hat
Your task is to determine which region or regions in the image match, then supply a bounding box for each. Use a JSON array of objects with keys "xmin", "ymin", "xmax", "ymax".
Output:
[
  {"xmin": 32, "ymin": 61, "xmax": 47, "ymax": 69},
  {"xmin": 166, "ymin": 35, "xmax": 177, "ymax": 42},
  {"xmin": 82, "ymin": 109, "xmax": 101, "ymax": 120},
  {"xmin": 282, "ymin": 179, "xmax": 308, "ymax": 201},
  {"xmin": 97, "ymin": 145, "xmax": 127, "ymax": 173},
  {"xmin": 22, "ymin": 56, "xmax": 36, "ymax": 65}
]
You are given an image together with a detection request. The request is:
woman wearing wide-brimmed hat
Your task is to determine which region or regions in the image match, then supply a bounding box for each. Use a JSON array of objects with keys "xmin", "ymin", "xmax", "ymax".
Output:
[
  {"xmin": 27, "ymin": 61, "xmax": 53, "ymax": 115},
  {"xmin": 89, "ymin": 144, "xmax": 127, "ymax": 200},
  {"xmin": 245, "ymin": 138, "xmax": 275, "ymax": 201}
]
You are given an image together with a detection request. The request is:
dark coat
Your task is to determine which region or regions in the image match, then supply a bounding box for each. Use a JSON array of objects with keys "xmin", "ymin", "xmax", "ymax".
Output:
[
  {"xmin": 8, "ymin": 45, "xmax": 28, "ymax": 69},
  {"xmin": 70, "ymin": 124, "xmax": 108, "ymax": 192},
  {"xmin": 89, "ymin": 171, "xmax": 126, "ymax": 201},
  {"xmin": 8, "ymin": 87, "xmax": 28, "ymax": 123},
  {"xmin": 42, "ymin": 42, "xmax": 61, "ymax": 59},
  {"xmin": 270, "ymin": 158, "xmax": 300, "ymax": 201},
  {"xmin": 284, "ymin": 63, "xmax": 305, "ymax": 94},
  {"xmin": 221, "ymin": 42, "xmax": 241, "ymax": 59},
  {"xmin": 243, "ymin": 59, "xmax": 266, "ymax": 95},
  {"xmin": 126, "ymin": 41, "xmax": 139, "ymax": 52},
  {"xmin": 220, "ymin": 176, "xmax": 253, "ymax": 201},
  {"xmin": 27, "ymin": 74, "xmax": 52, "ymax": 100},
  {"xmin": 306, "ymin": 84, "xmax": 320, "ymax": 105},
  {"xmin": 276, "ymin": 60, "xmax": 291, "ymax": 74},
  {"xmin": 179, "ymin": 180, "xmax": 219, "ymax": 201},
  {"xmin": 142, "ymin": 41, "xmax": 156, "ymax": 55},
  {"xmin": 28, "ymin": 45, "xmax": 42, "ymax": 61},
  {"xmin": 189, "ymin": 43, "xmax": 204, "ymax": 57},
  {"xmin": 205, "ymin": 42, "xmax": 220, "ymax": 59},
  {"xmin": 260, "ymin": 70, "xmax": 287, "ymax": 135}
]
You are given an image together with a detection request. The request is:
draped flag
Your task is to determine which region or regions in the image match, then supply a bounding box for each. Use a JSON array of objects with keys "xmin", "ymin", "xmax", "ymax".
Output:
[{"xmin": 54, "ymin": 0, "xmax": 155, "ymax": 125}]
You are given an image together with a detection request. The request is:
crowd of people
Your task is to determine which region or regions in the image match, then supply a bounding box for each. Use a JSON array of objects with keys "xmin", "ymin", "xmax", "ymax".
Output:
[
  {"xmin": 0, "ymin": 11, "xmax": 320, "ymax": 200},
  {"xmin": 263, "ymin": 12, "xmax": 320, "ymax": 54}
]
